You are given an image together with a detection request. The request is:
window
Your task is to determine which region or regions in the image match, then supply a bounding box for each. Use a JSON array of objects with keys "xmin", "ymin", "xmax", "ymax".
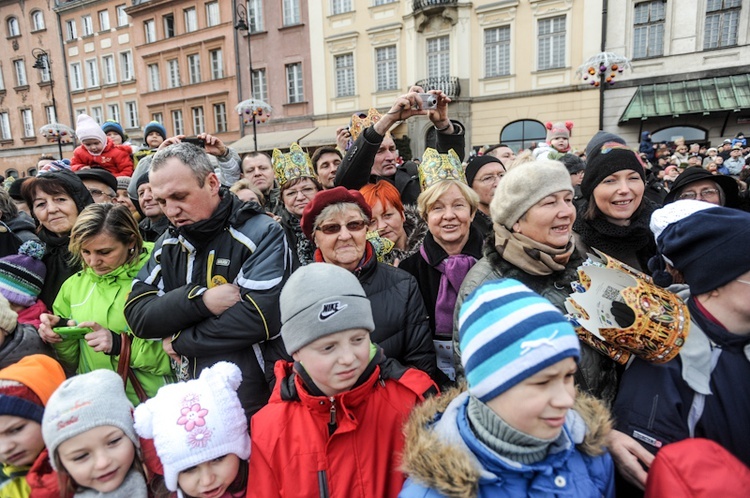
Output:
[
  {"xmin": 485, "ymin": 26, "xmax": 511, "ymax": 77},
  {"xmin": 163, "ymin": 14, "xmax": 175, "ymax": 38},
  {"xmin": 125, "ymin": 101, "xmax": 138, "ymax": 129},
  {"xmin": 144, "ymin": 19, "xmax": 156, "ymax": 43},
  {"xmin": 21, "ymin": 109, "xmax": 34, "ymax": 137},
  {"xmin": 148, "ymin": 63, "xmax": 160, "ymax": 91},
  {"xmin": 283, "ymin": 0, "xmax": 300, "ymax": 26},
  {"xmin": 99, "ymin": 10, "xmax": 110, "ymax": 31},
  {"xmin": 188, "ymin": 54, "xmax": 201, "ymax": 84},
  {"xmin": 331, "ymin": 0, "xmax": 352, "ymax": 15},
  {"xmin": 213, "ymin": 103, "xmax": 227, "ymax": 133},
  {"xmin": 116, "ymin": 5, "xmax": 128, "ymax": 27},
  {"xmin": 286, "ymin": 63, "xmax": 303, "ymax": 103},
  {"xmin": 206, "ymin": 2, "xmax": 220, "ymax": 27},
  {"xmin": 76, "ymin": 108, "xmax": 87, "ymax": 116},
  {"xmin": 45, "ymin": 105, "xmax": 56, "ymax": 124},
  {"xmin": 538, "ymin": 16, "xmax": 566, "ymax": 70},
  {"xmin": 13, "ymin": 60, "xmax": 27, "ymax": 87},
  {"xmin": 65, "ymin": 20, "xmax": 77, "ymax": 40},
  {"xmin": 248, "ymin": 0, "xmax": 263, "ymax": 32},
  {"xmin": 184, "ymin": 8, "xmax": 197, "ymax": 32},
  {"xmin": 39, "ymin": 59, "xmax": 51, "ymax": 83},
  {"xmin": 152, "ymin": 112, "xmax": 163, "ymax": 124},
  {"xmin": 633, "ymin": 1, "xmax": 665, "ymax": 59},
  {"xmin": 107, "ymin": 103, "xmax": 120, "ymax": 123},
  {"xmin": 192, "ymin": 106, "xmax": 205, "ymax": 134},
  {"xmin": 651, "ymin": 126, "xmax": 707, "ymax": 143},
  {"xmin": 91, "ymin": 106, "xmax": 103, "ymax": 124},
  {"xmin": 209, "ymin": 49, "xmax": 223, "ymax": 79},
  {"xmin": 85, "ymin": 59, "xmax": 99, "ymax": 87},
  {"xmin": 102, "ymin": 55, "xmax": 116, "ymax": 84},
  {"xmin": 373, "ymin": 0, "xmax": 396, "ymax": 4},
  {"xmin": 120, "ymin": 51, "xmax": 133, "ymax": 81},
  {"xmin": 252, "ymin": 68, "xmax": 268, "ymax": 101},
  {"xmin": 171, "ymin": 110, "xmax": 184, "ymax": 135},
  {"xmin": 705, "ymin": 0, "xmax": 741, "ymax": 49},
  {"xmin": 375, "ymin": 46, "xmax": 398, "ymax": 91},
  {"xmin": 0, "ymin": 113, "xmax": 10, "ymax": 140},
  {"xmin": 82, "ymin": 15, "xmax": 93, "ymax": 36},
  {"xmin": 31, "ymin": 11, "xmax": 45, "ymax": 31},
  {"xmin": 500, "ymin": 120, "xmax": 546, "ymax": 152},
  {"xmin": 334, "ymin": 53, "xmax": 355, "ymax": 97},
  {"xmin": 427, "ymin": 36, "xmax": 450, "ymax": 78},
  {"xmin": 168, "ymin": 59, "xmax": 180, "ymax": 88},
  {"xmin": 0, "ymin": 67, "xmax": 4, "ymax": 90},
  {"xmin": 70, "ymin": 63, "xmax": 83, "ymax": 90},
  {"xmin": 7, "ymin": 17, "xmax": 19, "ymax": 37}
]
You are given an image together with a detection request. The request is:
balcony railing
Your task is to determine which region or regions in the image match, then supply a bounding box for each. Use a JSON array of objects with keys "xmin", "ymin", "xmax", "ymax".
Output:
[
  {"xmin": 412, "ymin": 0, "xmax": 458, "ymax": 11},
  {"xmin": 415, "ymin": 76, "xmax": 460, "ymax": 99}
]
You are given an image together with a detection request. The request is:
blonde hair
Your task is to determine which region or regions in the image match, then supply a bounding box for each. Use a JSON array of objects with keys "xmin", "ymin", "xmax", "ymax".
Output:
[
  {"xmin": 417, "ymin": 180, "xmax": 479, "ymax": 220},
  {"xmin": 229, "ymin": 179, "xmax": 266, "ymax": 206},
  {"xmin": 68, "ymin": 204, "xmax": 143, "ymax": 269}
]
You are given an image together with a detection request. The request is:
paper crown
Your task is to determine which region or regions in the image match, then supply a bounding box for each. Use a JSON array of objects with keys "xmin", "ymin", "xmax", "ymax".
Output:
[
  {"xmin": 565, "ymin": 249, "xmax": 690, "ymax": 365},
  {"xmin": 418, "ymin": 148, "xmax": 466, "ymax": 191},
  {"xmin": 349, "ymin": 108, "xmax": 382, "ymax": 142},
  {"xmin": 272, "ymin": 143, "xmax": 316, "ymax": 187},
  {"xmin": 365, "ymin": 231, "xmax": 395, "ymax": 263}
]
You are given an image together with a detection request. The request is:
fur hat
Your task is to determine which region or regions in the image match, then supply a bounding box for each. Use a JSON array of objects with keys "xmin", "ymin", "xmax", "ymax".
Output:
[
  {"xmin": 459, "ymin": 279, "xmax": 580, "ymax": 402},
  {"xmin": 143, "ymin": 121, "xmax": 167, "ymax": 141},
  {"xmin": 101, "ymin": 120, "xmax": 127, "ymax": 142},
  {"xmin": 464, "ymin": 155, "xmax": 504, "ymax": 187},
  {"xmin": 580, "ymin": 141, "xmax": 645, "ymax": 199},
  {"xmin": 134, "ymin": 362, "xmax": 250, "ymax": 492},
  {"xmin": 0, "ymin": 240, "xmax": 47, "ymax": 307},
  {"xmin": 300, "ymin": 187, "xmax": 372, "ymax": 241},
  {"xmin": 0, "ymin": 355, "xmax": 67, "ymax": 423},
  {"xmin": 490, "ymin": 160, "xmax": 573, "ymax": 229},
  {"xmin": 279, "ymin": 263, "xmax": 374, "ymax": 355},
  {"xmin": 545, "ymin": 121, "xmax": 573, "ymax": 145},
  {"xmin": 42, "ymin": 369, "xmax": 139, "ymax": 470},
  {"xmin": 75, "ymin": 113, "xmax": 107, "ymax": 145}
]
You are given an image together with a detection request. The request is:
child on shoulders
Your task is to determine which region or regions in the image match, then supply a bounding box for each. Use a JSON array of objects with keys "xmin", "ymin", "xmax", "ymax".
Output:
[{"xmin": 71, "ymin": 114, "xmax": 133, "ymax": 177}]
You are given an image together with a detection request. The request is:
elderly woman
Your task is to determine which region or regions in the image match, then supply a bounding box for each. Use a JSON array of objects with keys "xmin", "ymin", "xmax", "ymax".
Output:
[
  {"xmin": 230, "ymin": 178, "xmax": 265, "ymax": 206},
  {"xmin": 38, "ymin": 203, "xmax": 173, "ymax": 404},
  {"xmin": 360, "ymin": 180, "xmax": 427, "ymax": 265},
  {"xmin": 450, "ymin": 160, "xmax": 616, "ymax": 402},
  {"xmin": 300, "ymin": 187, "xmax": 437, "ymax": 380},
  {"xmin": 573, "ymin": 140, "xmax": 658, "ymax": 273},
  {"xmin": 21, "ymin": 170, "xmax": 94, "ymax": 307}
]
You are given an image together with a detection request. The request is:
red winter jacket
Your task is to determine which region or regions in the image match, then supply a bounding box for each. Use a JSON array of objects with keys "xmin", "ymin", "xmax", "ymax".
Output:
[
  {"xmin": 26, "ymin": 449, "xmax": 60, "ymax": 498},
  {"xmin": 71, "ymin": 138, "xmax": 133, "ymax": 177},
  {"xmin": 248, "ymin": 354, "xmax": 437, "ymax": 498}
]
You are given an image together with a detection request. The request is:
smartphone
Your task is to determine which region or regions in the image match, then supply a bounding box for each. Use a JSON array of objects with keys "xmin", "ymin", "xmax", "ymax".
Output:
[
  {"xmin": 419, "ymin": 93, "xmax": 438, "ymax": 110},
  {"xmin": 53, "ymin": 326, "xmax": 94, "ymax": 339},
  {"xmin": 183, "ymin": 137, "xmax": 206, "ymax": 148}
]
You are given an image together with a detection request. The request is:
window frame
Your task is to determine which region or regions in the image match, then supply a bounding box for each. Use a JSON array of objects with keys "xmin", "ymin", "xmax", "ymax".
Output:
[
  {"xmin": 334, "ymin": 53, "xmax": 355, "ymax": 97},
  {"xmin": 21, "ymin": 109, "xmax": 34, "ymax": 138},
  {"xmin": 633, "ymin": 1, "xmax": 666, "ymax": 59},
  {"xmin": 168, "ymin": 58, "xmax": 181, "ymax": 88},
  {"xmin": 120, "ymin": 51, "xmax": 133, "ymax": 81},
  {"xmin": 184, "ymin": 7, "xmax": 198, "ymax": 33},
  {"xmin": 13, "ymin": 60, "xmax": 27, "ymax": 87},
  {"xmin": 65, "ymin": 19, "xmax": 77, "ymax": 41},
  {"xmin": 213, "ymin": 103, "xmax": 227, "ymax": 133},
  {"xmin": 375, "ymin": 45, "xmax": 398, "ymax": 92},
  {"xmin": 82, "ymin": 15, "xmax": 94, "ymax": 36},
  {"xmin": 283, "ymin": 0, "xmax": 301, "ymax": 26},
  {"xmin": 116, "ymin": 5, "xmax": 128, "ymax": 27},
  {"xmin": 206, "ymin": 1, "xmax": 220, "ymax": 27},
  {"xmin": 163, "ymin": 14, "xmax": 175, "ymax": 38},
  {"xmin": 192, "ymin": 106, "xmax": 205, "ymax": 135},
  {"xmin": 99, "ymin": 10, "xmax": 110, "ymax": 31},
  {"xmin": 91, "ymin": 106, "xmax": 103, "ymax": 124},
  {"xmin": 251, "ymin": 68, "xmax": 268, "ymax": 101},
  {"xmin": 0, "ymin": 112, "xmax": 11, "ymax": 140},
  {"xmin": 148, "ymin": 63, "xmax": 161, "ymax": 91},
  {"xmin": 286, "ymin": 62, "xmax": 304, "ymax": 103},
  {"xmin": 125, "ymin": 101, "xmax": 139, "ymax": 129},
  {"xmin": 107, "ymin": 103, "xmax": 120, "ymax": 123},
  {"xmin": 537, "ymin": 15, "xmax": 566, "ymax": 71},
  {"xmin": 144, "ymin": 19, "xmax": 156, "ymax": 43},
  {"xmin": 704, "ymin": 0, "xmax": 741, "ymax": 49},
  {"xmin": 426, "ymin": 36, "xmax": 450, "ymax": 79},
  {"xmin": 45, "ymin": 105, "xmax": 56, "ymax": 125},
  {"xmin": 31, "ymin": 11, "xmax": 45, "ymax": 31},
  {"xmin": 171, "ymin": 109, "xmax": 184, "ymax": 136},
  {"xmin": 248, "ymin": 0, "xmax": 264, "ymax": 32},
  {"xmin": 7, "ymin": 17, "xmax": 20, "ymax": 37},
  {"xmin": 331, "ymin": 0, "xmax": 352, "ymax": 16},
  {"xmin": 209, "ymin": 49, "xmax": 224, "ymax": 79},
  {"xmin": 85, "ymin": 58, "xmax": 100, "ymax": 88},
  {"xmin": 484, "ymin": 25, "xmax": 511, "ymax": 78},
  {"xmin": 102, "ymin": 55, "xmax": 117, "ymax": 85},
  {"xmin": 188, "ymin": 54, "xmax": 201, "ymax": 84},
  {"xmin": 70, "ymin": 62, "xmax": 83, "ymax": 91}
]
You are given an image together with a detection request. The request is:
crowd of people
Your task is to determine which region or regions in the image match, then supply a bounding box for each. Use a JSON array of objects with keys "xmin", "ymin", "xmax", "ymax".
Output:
[{"xmin": 0, "ymin": 86, "xmax": 748, "ymax": 497}]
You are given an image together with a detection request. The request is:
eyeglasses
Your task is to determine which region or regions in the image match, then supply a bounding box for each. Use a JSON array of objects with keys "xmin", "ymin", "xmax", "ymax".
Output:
[
  {"xmin": 315, "ymin": 220, "xmax": 367, "ymax": 235},
  {"xmin": 736, "ymin": 279, "xmax": 750, "ymax": 286},
  {"xmin": 476, "ymin": 173, "xmax": 505, "ymax": 185},
  {"xmin": 88, "ymin": 188, "xmax": 115, "ymax": 200},
  {"xmin": 283, "ymin": 186, "xmax": 317, "ymax": 201},
  {"xmin": 678, "ymin": 188, "xmax": 720, "ymax": 201}
]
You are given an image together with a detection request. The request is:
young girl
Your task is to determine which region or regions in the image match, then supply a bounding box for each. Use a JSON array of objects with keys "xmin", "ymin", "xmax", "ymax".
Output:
[
  {"xmin": 70, "ymin": 114, "xmax": 133, "ymax": 177},
  {"xmin": 41, "ymin": 369, "xmax": 147, "ymax": 497},
  {"xmin": 533, "ymin": 121, "xmax": 574, "ymax": 160},
  {"xmin": 133, "ymin": 362, "xmax": 250, "ymax": 498}
]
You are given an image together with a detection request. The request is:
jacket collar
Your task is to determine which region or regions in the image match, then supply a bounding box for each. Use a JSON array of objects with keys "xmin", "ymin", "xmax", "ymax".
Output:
[{"xmin": 422, "ymin": 225, "xmax": 484, "ymax": 267}]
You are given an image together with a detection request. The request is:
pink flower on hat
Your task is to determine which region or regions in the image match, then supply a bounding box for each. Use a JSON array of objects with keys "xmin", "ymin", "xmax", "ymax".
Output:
[
  {"xmin": 187, "ymin": 427, "xmax": 213, "ymax": 448},
  {"xmin": 177, "ymin": 403, "xmax": 208, "ymax": 431}
]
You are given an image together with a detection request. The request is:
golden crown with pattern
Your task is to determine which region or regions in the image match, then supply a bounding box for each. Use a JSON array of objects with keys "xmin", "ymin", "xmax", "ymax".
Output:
[
  {"xmin": 418, "ymin": 148, "xmax": 466, "ymax": 191},
  {"xmin": 272, "ymin": 143, "xmax": 316, "ymax": 187},
  {"xmin": 349, "ymin": 108, "xmax": 382, "ymax": 142}
]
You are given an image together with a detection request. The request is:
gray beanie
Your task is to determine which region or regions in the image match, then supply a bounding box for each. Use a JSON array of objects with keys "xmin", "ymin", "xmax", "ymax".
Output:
[
  {"xmin": 280, "ymin": 263, "xmax": 375, "ymax": 355},
  {"xmin": 42, "ymin": 369, "xmax": 138, "ymax": 469},
  {"xmin": 490, "ymin": 160, "xmax": 573, "ymax": 229}
]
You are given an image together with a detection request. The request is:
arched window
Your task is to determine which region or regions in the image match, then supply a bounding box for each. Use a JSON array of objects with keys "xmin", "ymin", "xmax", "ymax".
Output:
[
  {"xmin": 31, "ymin": 11, "xmax": 45, "ymax": 31},
  {"xmin": 27, "ymin": 168, "xmax": 38, "ymax": 177},
  {"xmin": 500, "ymin": 120, "xmax": 546, "ymax": 152},
  {"xmin": 651, "ymin": 126, "xmax": 707, "ymax": 144},
  {"xmin": 7, "ymin": 17, "xmax": 19, "ymax": 37},
  {"xmin": 5, "ymin": 169, "xmax": 18, "ymax": 179}
]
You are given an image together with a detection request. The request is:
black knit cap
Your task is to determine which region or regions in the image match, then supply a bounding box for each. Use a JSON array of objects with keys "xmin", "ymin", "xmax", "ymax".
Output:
[
  {"xmin": 464, "ymin": 155, "xmax": 504, "ymax": 187},
  {"xmin": 75, "ymin": 168, "xmax": 118, "ymax": 194},
  {"xmin": 580, "ymin": 141, "xmax": 646, "ymax": 199},
  {"xmin": 7, "ymin": 177, "xmax": 30, "ymax": 201},
  {"xmin": 21, "ymin": 170, "xmax": 94, "ymax": 215},
  {"xmin": 664, "ymin": 167, "xmax": 739, "ymax": 208}
]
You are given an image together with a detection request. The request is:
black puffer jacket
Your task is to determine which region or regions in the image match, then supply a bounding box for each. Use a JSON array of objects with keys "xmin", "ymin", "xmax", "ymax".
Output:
[{"xmin": 0, "ymin": 323, "xmax": 56, "ymax": 369}]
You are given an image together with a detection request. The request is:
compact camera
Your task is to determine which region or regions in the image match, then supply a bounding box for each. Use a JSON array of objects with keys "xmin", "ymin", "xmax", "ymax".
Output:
[{"xmin": 419, "ymin": 93, "xmax": 438, "ymax": 110}]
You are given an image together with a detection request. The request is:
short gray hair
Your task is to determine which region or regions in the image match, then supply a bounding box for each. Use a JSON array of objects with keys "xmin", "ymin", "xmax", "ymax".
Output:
[{"xmin": 151, "ymin": 142, "xmax": 214, "ymax": 187}]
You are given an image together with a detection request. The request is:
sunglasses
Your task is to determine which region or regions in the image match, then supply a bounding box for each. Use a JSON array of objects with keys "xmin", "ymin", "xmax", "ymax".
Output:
[{"xmin": 315, "ymin": 220, "xmax": 367, "ymax": 235}]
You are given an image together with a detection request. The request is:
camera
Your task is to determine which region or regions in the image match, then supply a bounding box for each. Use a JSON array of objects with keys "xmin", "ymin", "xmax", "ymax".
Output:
[
  {"xmin": 419, "ymin": 93, "xmax": 438, "ymax": 110},
  {"xmin": 183, "ymin": 137, "xmax": 205, "ymax": 148}
]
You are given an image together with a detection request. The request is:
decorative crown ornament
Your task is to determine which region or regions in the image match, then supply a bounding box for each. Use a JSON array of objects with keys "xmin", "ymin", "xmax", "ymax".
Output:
[
  {"xmin": 349, "ymin": 108, "xmax": 382, "ymax": 142},
  {"xmin": 271, "ymin": 143, "xmax": 316, "ymax": 187},
  {"xmin": 565, "ymin": 249, "xmax": 690, "ymax": 365},
  {"xmin": 418, "ymin": 148, "xmax": 466, "ymax": 191}
]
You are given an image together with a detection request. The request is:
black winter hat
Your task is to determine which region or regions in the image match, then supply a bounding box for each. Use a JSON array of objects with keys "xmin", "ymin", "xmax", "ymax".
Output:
[
  {"xmin": 664, "ymin": 168, "xmax": 739, "ymax": 208},
  {"xmin": 581, "ymin": 141, "xmax": 645, "ymax": 199},
  {"xmin": 559, "ymin": 153, "xmax": 585, "ymax": 175},
  {"xmin": 21, "ymin": 170, "xmax": 94, "ymax": 214},
  {"xmin": 75, "ymin": 168, "xmax": 118, "ymax": 194},
  {"xmin": 464, "ymin": 155, "xmax": 504, "ymax": 187}
]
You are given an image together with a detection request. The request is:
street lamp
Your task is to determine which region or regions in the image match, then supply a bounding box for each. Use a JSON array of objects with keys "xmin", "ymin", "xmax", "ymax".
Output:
[
  {"xmin": 32, "ymin": 48, "xmax": 63, "ymax": 159},
  {"xmin": 234, "ymin": 2, "xmax": 258, "ymax": 151}
]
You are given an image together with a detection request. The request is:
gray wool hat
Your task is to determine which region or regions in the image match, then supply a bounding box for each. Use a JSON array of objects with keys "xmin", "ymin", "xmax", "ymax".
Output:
[
  {"xmin": 490, "ymin": 160, "xmax": 573, "ymax": 229},
  {"xmin": 280, "ymin": 263, "xmax": 375, "ymax": 355},
  {"xmin": 42, "ymin": 369, "xmax": 138, "ymax": 470}
]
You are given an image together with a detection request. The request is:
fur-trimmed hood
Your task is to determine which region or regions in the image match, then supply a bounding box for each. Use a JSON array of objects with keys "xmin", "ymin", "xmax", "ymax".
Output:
[{"xmin": 400, "ymin": 387, "xmax": 613, "ymax": 498}]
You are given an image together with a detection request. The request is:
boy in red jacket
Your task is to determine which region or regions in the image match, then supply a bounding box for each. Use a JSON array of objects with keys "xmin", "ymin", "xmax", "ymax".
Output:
[
  {"xmin": 249, "ymin": 263, "xmax": 437, "ymax": 498},
  {"xmin": 71, "ymin": 114, "xmax": 133, "ymax": 177}
]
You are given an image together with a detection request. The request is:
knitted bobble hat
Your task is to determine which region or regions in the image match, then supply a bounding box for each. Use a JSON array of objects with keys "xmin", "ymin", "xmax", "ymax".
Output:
[
  {"xmin": 545, "ymin": 121, "xmax": 573, "ymax": 145},
  {"xmin": 459, "ymin": 279, "xmax": 580, "ymax": 403},
  {"xmin": 75, "ymin": 113, "xmax": 107, "ymax": 146},
  {"xmin": 102, "ymin": 120, "xmax": 127, "ymax": 142},
  {"xmin": 580, "ymin": 141, "xmax": 646, "ymax": 199},
  {"xmin": 133, "ymin": 362, "xmax": 250, "ymax": 492},
  {"xmin": 0, "ymin": 240, "xmax": 47, "ymax": 307},
  {"xmin": 0, "ymin": 355, "xmax": 67, "ymax": 423},
  {"xmin": 42, "ymin": 369, "xmax": 138, "ymax": 470},
  {"xmin": 143, "ymin": 121, "xmax": 167, "ymax": 141}
]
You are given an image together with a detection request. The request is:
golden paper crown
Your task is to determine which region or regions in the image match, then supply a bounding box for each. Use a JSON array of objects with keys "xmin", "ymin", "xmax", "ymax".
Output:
[
  {"xmin": 349, "ymin": 108, "xmax": 382, "ymax": 142},
  {"xmin": 271, "ymin": 143, "xmax": 316, "ymax": 187},
  {"xmin": 366, "ymin": 231, "xmax": 395, "ymax": 263},
  {"xmin": 565, "ymin": 249, "xmax": 690, "ymax": 365},
  {"xmin": 418, "ymin": 148, "xmax": 466, "ymax": 191}
]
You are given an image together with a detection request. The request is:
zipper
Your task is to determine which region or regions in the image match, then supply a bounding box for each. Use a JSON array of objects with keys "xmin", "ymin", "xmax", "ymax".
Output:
[{"xmin": 327, "ymin": 396, "xmax": 337, "ymax": 436}]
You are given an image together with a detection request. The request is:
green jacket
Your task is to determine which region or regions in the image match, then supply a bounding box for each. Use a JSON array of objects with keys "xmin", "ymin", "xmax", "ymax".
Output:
[
  {"xmin": 52, "ymin": 244, "xmax": 174, "ymax": 405},
  {"xmin": 0, "ymin": 463, "xmax": 30, "ymax": 498}
]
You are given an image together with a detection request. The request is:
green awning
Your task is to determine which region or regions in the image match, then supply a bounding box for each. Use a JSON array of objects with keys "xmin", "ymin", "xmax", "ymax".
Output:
[{"xmin": 619, "ymin": 74, "xmax": 750, "ymax": 123}]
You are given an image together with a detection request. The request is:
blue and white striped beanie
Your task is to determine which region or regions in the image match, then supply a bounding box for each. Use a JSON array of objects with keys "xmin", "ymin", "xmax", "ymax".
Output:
[{"xmin": 459, "ymin": 279, "xmax": 580, "ymax": 403}]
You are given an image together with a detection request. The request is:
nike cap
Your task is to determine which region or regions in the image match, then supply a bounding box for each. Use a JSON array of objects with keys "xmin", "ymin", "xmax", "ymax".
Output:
[{"xmin": 279, "ymin": 263, "xmax": 375, "ymax": 355}]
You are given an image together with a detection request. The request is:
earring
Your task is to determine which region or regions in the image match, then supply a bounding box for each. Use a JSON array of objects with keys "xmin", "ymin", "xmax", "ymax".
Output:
[{"xmin": 129, "ymin": 247, "xmax": 135, "ymax": 254}]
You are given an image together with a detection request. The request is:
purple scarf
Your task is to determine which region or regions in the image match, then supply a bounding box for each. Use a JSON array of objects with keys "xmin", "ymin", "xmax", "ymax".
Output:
[{"xmin": 421, "ymin": 246, "xmax": 476, "ymax": 338}]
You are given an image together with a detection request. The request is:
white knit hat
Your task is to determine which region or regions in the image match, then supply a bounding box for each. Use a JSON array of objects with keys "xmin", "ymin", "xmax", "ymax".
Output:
[
  {"xmin": 133, "ymin": 362, "xmax": 250, "ymax": 492},
  {"xmin": 75, "ymin": 113, "xmax": 107, "ymax": 146}
]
